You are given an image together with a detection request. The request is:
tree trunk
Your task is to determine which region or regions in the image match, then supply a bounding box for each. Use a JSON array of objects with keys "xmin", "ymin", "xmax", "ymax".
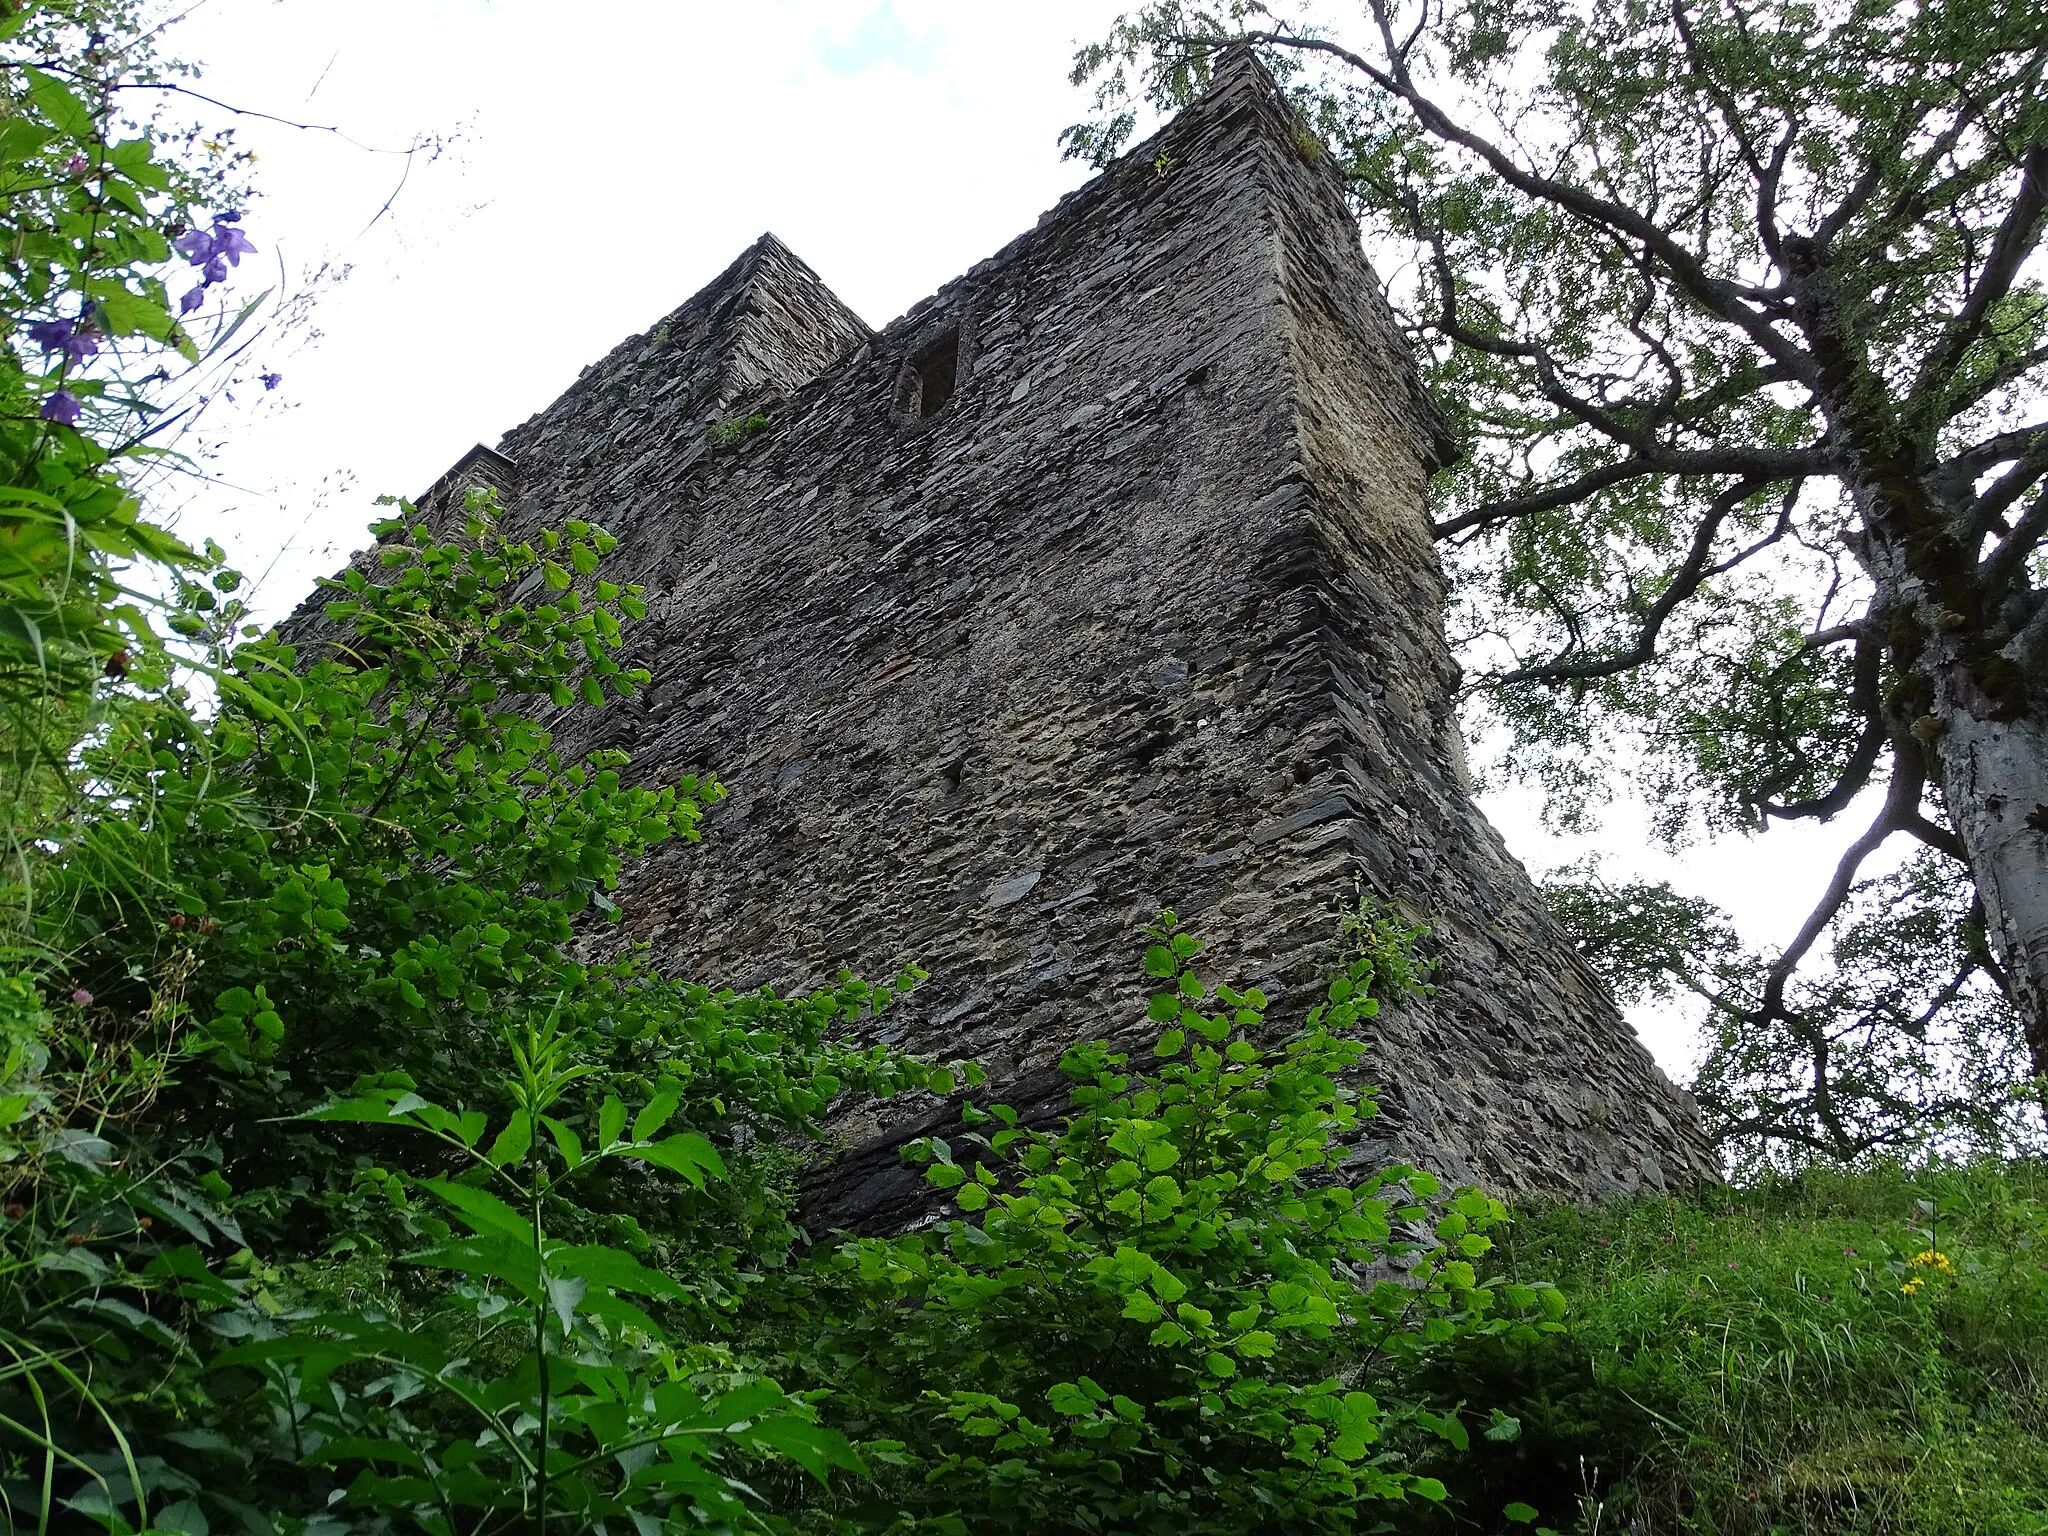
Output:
[
  {"xmin": 1932, "ymin": 687, "xmax": 2048, "ymax": 1085},
  {"xmin": 1867, "ymin": 501, "xmax": 2048, "ymax": 1086}
]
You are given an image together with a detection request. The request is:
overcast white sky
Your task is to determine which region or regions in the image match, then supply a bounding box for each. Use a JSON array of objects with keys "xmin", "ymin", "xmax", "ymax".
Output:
[{"xmin": 154, "ymin": 0, "xmax": 1877, "ymax": 1079}]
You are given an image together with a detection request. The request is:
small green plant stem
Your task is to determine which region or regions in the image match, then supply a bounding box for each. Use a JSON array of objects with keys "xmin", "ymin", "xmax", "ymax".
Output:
[
  {"xmin": 20, "ymin": 1349, "xmax": 56, "ymax": 1536},
  {"xmin": 0, "ymin": 1336, "xmax": 148, "ymax": 1531},
  {"xmin": 319, "ymin": 1107, "xmax": 555, "ymax": 1482},
  {"xmin": 418, "ymin": 1456, "xmax": 459, "ymax": 1536},
  {"xmin": 274, "ymin": 1362, "xmax": 304, "ymax": 1464},
  {"xmin": 353, "ymin": 641, "xmax": 476, "ymax": 826},
  {"xmin": 532, "ymin": 1166, "xmax": 551, "ymax": 1529}
]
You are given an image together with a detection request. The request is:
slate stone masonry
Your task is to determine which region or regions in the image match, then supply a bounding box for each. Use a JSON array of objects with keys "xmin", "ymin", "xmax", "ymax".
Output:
[{"xmin": 365, "ymin": 53, "xmax": 1717, "ymax": 1227}]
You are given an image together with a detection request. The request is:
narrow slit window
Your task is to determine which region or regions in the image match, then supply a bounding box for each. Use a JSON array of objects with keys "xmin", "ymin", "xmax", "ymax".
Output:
[{"xmin": 912, "ymin": 331, "xmax": 959, "ymax": 419}]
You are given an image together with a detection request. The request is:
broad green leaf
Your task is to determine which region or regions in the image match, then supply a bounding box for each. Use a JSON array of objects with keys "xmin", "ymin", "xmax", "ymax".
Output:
[
  {"xmin": 743, "ymin": 1417, "xmax": 863, "ymax": 1483},
  {"xmin": 26, "ymin": 67, "xmax": 95, "ymax": 138},
  {"xmin": 1047, "ymin": 1382, "xmax": 1094, "ymax": 1415},
  {"xmin": 298, "ymin": 1097, "xmax": 409, "ymax": 1124},
  {"xmin": 632, "ymin": 1088, "xmax": 681, "ymax": 1142},
  {"xmin": 1121, "ymin": 1293, "xmax": 1164, "ymax": 1322},
  {"xmin": 633, "ymin": 1133, "xmax": 727, "ymax": 1187},
  {"xmin": 550, "ymin": 1243, "xmax": 691, "ymax": 1302},
  {"xmin": 305, "ymin": 1436, "xmax": 428, "ymax": 1470},
  {"xmin": 422, "ymin": 1178, "xmax": 533, "ymax": 1242},
  {"xmin": 403, "ymin": 1235, "xmax": 542, "ymax": 1300},
  {"xmin": 1417, "ymin": 1408, "xmax": 1469, "ymax": 1451},
  {"xmin": 546, "ymin": 1273, "xmax": 586, "ymax": 1332},
  {"xmin": 542, "ymin": 1115, "xmax": 584, "ymax": 1168},
  {"xmin": 486, "ymin": 1109, "xmax": 532, "ymax": 1169}
]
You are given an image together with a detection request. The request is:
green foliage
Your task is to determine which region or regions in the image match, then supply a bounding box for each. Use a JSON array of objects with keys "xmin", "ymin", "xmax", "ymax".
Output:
[
  {"xmin": 1425, "ymin": 1161, "xmax": 2048, "ymax": 1534},
  {"xmin": 0, "ymin": 0, "xmax": 271, "ymax": 956},
  {"xmin": 1546, "ymin": 856, "xmax": 2036, "ymax": 1165},
  {"xmin": 708, "ymin": 412, "xmax": 770, "ymax": 450},
  {"xmin": 1541, "ymin": 863, "xmax": 1740, "ymax": 1011},
  {"xmin": 0, "ymin": 12, "xmax": 197, "ymax": 707},
  {"xmin": 190, "ymin": 1014, "xmax": 866, "ymax": 1532},
  {"xmin": 765, "ymin": 912, "xmax": 1560, "ymax": 1534}
]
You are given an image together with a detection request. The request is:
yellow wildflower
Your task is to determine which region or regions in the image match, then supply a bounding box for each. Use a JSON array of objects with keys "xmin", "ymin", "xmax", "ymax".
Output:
[
  {"xmin": 1907, "ymin": 1250, "xmax": 1954, "ymax": 1274},
  {"xmin": 1900, "ymin": 1276, "xmax": 1924, "ymax": 1294}
]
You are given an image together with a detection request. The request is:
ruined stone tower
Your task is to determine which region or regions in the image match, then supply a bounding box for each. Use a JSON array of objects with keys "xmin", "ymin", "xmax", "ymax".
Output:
[{"xmin": 388, "ymin": 55, "xmax": 1717, "ymax": 1223}]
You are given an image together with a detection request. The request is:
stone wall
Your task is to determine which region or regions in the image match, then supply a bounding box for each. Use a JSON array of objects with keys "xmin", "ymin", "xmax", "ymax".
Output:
[{"xmin": 354, "ymin": 53, "xmax": 1717, "ymax": 1228}]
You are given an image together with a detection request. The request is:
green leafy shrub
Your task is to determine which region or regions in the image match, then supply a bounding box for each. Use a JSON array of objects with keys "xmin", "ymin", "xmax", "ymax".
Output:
[
  {"xmin": 0, "ymin": 484, "xmax": 975, "ymax": 1530},
  {"xmin": 0, "ymin": 1, "xmax": 275, "ymax": 867},
  {"xmin": 191, "ymin": 1013, "xmax": 868, "ymax": 1532},
  {"xmin": 765, "ymin": 914, "xmax": 1562, "ymax": 1534}
]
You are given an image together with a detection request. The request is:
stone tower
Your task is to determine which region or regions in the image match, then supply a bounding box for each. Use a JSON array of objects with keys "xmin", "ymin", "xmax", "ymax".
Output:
[{"xmin": 388, "ymin": 54, "xmax": 1717, "ymax": 1225}]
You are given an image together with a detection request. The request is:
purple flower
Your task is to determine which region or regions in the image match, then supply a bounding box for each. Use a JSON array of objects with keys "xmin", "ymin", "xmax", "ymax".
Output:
[
  {"xmin": 212, "ymin": 224, "xmax": 256, "ymax": 267},
  {"xmin": 40, "ymin": 389, "xmax": 80, "ymax": 425},
  {"xmin": 179, "ymin": 284, "xmax": 206, "ymax": 315},
  {"xmin": 64, "ymin": 153, "xmax": 89, "ymax": 176},
  {"xmin": 175, "ymin": 218, "xmax": 259, "ymax": 272},
  {"xmin": 29, "ymin": 319, "xmax": 100, "ymax": 368},
  {"xmin": 70, "ymin": 988, "xmax": 92, "ymax": 1006},
  {"xmin": 261, "ymin": 371, "xmax": 282, "ymax": 391}
]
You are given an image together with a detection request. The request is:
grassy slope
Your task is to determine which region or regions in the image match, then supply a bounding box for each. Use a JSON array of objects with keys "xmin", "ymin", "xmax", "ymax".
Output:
[{"xmin": 1425, "ymin": 1161, "xmax": 2048, "ymax": 1534}]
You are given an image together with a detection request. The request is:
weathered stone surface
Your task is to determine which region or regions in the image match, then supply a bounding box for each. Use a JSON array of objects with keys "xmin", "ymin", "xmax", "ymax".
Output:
[{"xmin": 337, "ymin": 53, "xmax": 1716, "ymax": 1226}]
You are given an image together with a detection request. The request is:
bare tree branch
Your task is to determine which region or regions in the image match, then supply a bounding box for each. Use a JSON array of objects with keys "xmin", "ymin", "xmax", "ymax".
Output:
[
  {"xmin": 1909, "ymin": 141, "xmax": 2048, "ymax": 415},
  {"xmin": 1967, "ymin": 451, "xmax": 2048, "ymax": 539},
  {"xmin": 1670, "ymin": 0, "xmax": 1790, "ymax": 266},
  {"xmin": 1752, "ymin": 748, "xmax": 1925, "ymax": 1024},
  {"xmin": 1486, "ymin": 476, "xmax": 1769, "ymax": 684},
  {"xmin": 1229, "ymin": 25, "xmax": 1825, "ymax": 386},
  {"xmin": 1760, "ymin": 633, "xmax": 1884, "ymax": 822},
  {"xmin": 1979, "ymin": 481, "xmax": 2048, "ymax": 595},
  {"xmin": 1938, "ymin": 422, "xmax": 2048, "ymax": 485},
  {"xmin": 1433, "ymin": 448, "xmax": 1822, "ymax": 537},
  {"xmin": 1904, "ymin": 811, "xmax": 1972, "ymax": 865}
]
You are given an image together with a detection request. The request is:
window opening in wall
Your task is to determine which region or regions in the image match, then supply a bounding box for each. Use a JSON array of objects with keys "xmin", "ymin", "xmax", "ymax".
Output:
[{"xmin": 911, "ymin": 330, "xmax": 960, "ymax": 419}]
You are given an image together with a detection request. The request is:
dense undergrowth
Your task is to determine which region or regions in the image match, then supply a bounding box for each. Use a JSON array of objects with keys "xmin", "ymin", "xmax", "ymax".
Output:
[{"xmin": 3, "ymin": 5, "xmax": 2046, "ymax": 1533}]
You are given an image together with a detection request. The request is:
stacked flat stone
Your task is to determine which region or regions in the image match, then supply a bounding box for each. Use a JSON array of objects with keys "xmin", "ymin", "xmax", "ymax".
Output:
[{"xmin": 319, "ymin": 51, "xmax": 1716, "ymax": 1229}]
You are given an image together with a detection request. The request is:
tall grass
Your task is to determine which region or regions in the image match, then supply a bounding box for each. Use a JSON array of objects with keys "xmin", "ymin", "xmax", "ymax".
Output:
[{"xmin": 1429, "ymin": 1161, "xmax": 2048, "ymax": 1533}]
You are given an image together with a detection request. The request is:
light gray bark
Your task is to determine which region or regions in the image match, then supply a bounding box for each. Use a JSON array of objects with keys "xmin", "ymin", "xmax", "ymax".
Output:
[
  {"xmin": 1868, "ymin": 513, "xmax": 2048, "ymax": 1085},
  {"xmin": 1930, "ymin": 646, "xmax": 2048, "ymax": 1082}
]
